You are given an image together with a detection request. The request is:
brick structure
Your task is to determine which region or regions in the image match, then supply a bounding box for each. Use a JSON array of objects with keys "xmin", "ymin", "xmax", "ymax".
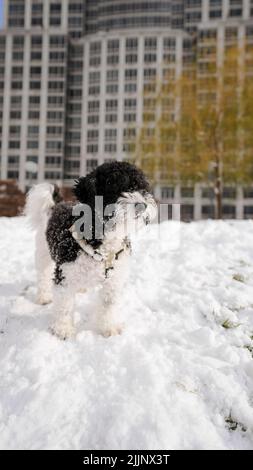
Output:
[{"xmin": 0, "ymin": 180, "xmax": 26, "ymax": 217}]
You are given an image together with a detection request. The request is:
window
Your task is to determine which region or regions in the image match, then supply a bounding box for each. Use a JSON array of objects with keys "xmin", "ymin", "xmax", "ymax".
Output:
[
  {"xmin": 223, "ymin": 187, "xmax": 236, "ymax": 199},
  {"xmin": 30, "ymin": 66, "xmax": 41, "ymax": 77},
  {"xmin": 31, "ymin": 36, "xmax": 43, "ymax": 48},
  {"xmin": 87, "ymin": 115, "xmax": 99, "ymax": 125},
  {"xmin": 125, "ymin": 69, "xmax": 137, "ymax": 81},
  {"xmin": 47, "ymin": 126, "xmax": 63, "ymax": 136},
  {"xmin": 49, "ymin": 52, "xmax": 65, "ymax": 62},
  {"xmin": 29, "ymin": 96, "xmax": 41, "ymax": 107},
  {"xmin": 87, "ymin": 130, "xmax": 99, "ymax": 141},
  {"xmin": 210, "ymin": 10, "xmax": 222, "ymax": 18},
  {"xmin": 28, "ymin": 126, "xmax": 39, "ymax": 136},
  {"xmin": 88, "ymin": 86, "xmax": 100, "ymax": 95},
  {"xmin": 181, "ymin": 205, "xmax": 194, "ymax": 222},
  {"xmin": 126, "ymin": 54, "xmax": 138, "ymax": 64},
  {"xmin": 50, "ymin": 2, "xmax": 62, "ymax": 26},
  {"xmin": 144, "ymin": 69, "xmax": 156, "ymax": 80},
  {"xmin": 48, "ymin": 96, "xmax": 64, "ymax": 107},
  {"xmin": 8, "ymin": 155, "xmax": 19, "ymax": 164},
  {"xmin": 181, "ymin": 188, "xmax": 194, "ymax": 198},
  {"xmin": 28, "ymin": 110, "xmax": 40, "ymax": 119},
  {"xmin": 222, "ymin": 205, "xmax": 236, "ymax": 218},
  {"xmin": 106, "ymin": 100, "xmax": 118, "ymax": 112},
  {"xmin": 89, "ymin": 71, "xmax": 100, "ymax": 84},
  {"xmin": 105, "ymin": 144, "xmax": 117, "ymax": 153},
  {"xmin": 107, "ymin": 40, "xmax": 119, "ymax": 54},
  {"xmin": 12, "ymin": 51, "xmax": 23, "ymax": 61},
  {"xmin": 164, "ymin": 38, "xmax": 176, "ymax": 50},
  {"xmin": 50, "ymin": 36, "xmax": 66, "ymax": 48},
  {"xmin": 124, "ymin": 113, "xmax": 136, "ymax": 123},
  {"xmin": 27, "ymin": 155, "xmax": 38, "ymax": 163},
  {"xmin": 45, "ymin": 156, "xmax": 62, "ymax": 166},
  {"xmin": 9, "ymin": 140, "xmax": 20, "ymax": 149},
  {"xmin": 32, "ymin": 17, "xmax": 43, "ymax": 26},
  {"xmin": 86, "ymin": 159, "xmax": 98, "ymax": 174},
  {"xmin": 125, "ymin": 83, "xmax": 137, "ymax": 93},
  {"xmin": 225, "ymin": 27, "xmax": 238, "ymax": 41},
  {"xmin": 144, "ymin": 38, "xmax": 157, "ymax": 50},
  {"xmin": 87, "ymin": 144, "xmax": 98, "ymax": 154},
  {"xmin": 107, "ymin": 55, "xmax": 119, "ymax": 66},
  {"xmin": 9, "ymin": 125, "xmax": 21, "ymax": 136},
  {"xmin": 244, "ymin": 206, "xmax": 253, "ymax": 219},
  {"xmin": 243, "ymin": 188, "xmax": 253, "ymax": 199},
  {"xmin": 106, "ymin": 84, "xmax": 118, "ymax": 94},
  {"xmin": 107, "ymin": 70, "xmax": 118, "ymax": 83},
  {"xmin": 89, "ymin": 56, "xmax": 101, "ymax": 67},
  {"xmin": 45, "ymin": 171, "xmax": 62, "ymax": 180},
  {"xmin": 202, "ymin": 205, "xmax": 215, "ymax": 219},
  {"xmin": 88, "ymin": 101, "xmax": 100, "ymax": 113},
  {"xmin": 48, "ymin": 81, "xmax": 64, "ymax": 92},
  {"xmin": 8, "ymin": 170, "xmax": 19, "ymax": 179},
  {"xmin": 10, "ymin": 110, "xmax": 22, "ymax": 120},
  {"xmin": 27, "ymin": 141, "xmax": 39, "ymax": 149},
  {"xmin": 31, "ymin": 51, "xmax": 42, "ymax": 61},
  {"xmin": 49, "ymin": 66, "xmax": 65, "ymax": 76},
  {"xmin": 105, "ymin": 114, "xmax": 117, "ymax": 124},
  {"xmin": 47, "ymin": 111, "xmax": 63, "ymax": 121},
  {"xmin": 30, "ymin": 81, "xmax": 41, "ymax": 90},
  {"xmin": 13, "ymin": 36, "xmax": 24, "ymax": 49},
  {"xmin": 11, "ymin": 81, "xmax": 23, "ymax": 90},
  {"xmin": 12, "ymin": 66, "xmax": 23, "ymax": 76},
  {"xmin": 123, "ymin": 128, "xmax": 136, "ymax": 140},
  {"xmin": 105, "ymin": 129, "xmax": 117, "ymax": 141},
  {"xmin": 46, "ymin": 141, "xmax": 62, "ymax": 152},
  {"xmin": 144, "ymin": 54, "xmax": 157, "ymax": 63},
  {"xmin": 90, "ymin": 42, "xmax": 101, "ymax": 56},
  {"xmin": 161, "ymin": 187, "xmax": 174, "ymax": 199},
  {"xmin": 124, "ymin": 99, "xmax": 136, "ymax": 110},
  {"xmin": 69, "ymin": 3, "xmax": 83, "ymax": 14},
  {"xmin": 126, "ymin": 38, "xmax": 138, "ymax": 51}
]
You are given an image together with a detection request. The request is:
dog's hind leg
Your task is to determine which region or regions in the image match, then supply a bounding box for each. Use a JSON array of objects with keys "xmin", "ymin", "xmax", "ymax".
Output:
[{"xmin": 35, "ymin": 231, "xmax": 54, "ymax": 305}]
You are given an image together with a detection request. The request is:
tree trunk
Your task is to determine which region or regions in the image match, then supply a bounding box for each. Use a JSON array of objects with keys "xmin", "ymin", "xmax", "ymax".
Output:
[{"xmin": 214, "ymin": 158, "xmax": 222, "ymax": 219}]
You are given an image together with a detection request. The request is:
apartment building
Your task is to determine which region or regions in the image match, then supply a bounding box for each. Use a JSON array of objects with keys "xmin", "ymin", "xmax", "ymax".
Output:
[{"xmin": 0, "ymin": 0, "xmax": 252, "ymax": 220}]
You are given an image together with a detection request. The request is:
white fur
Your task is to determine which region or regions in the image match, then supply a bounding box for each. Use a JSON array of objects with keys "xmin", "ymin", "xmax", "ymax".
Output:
[{"xmin": 25, "ymin": 184, "xmax": 55, "ymax": 305}]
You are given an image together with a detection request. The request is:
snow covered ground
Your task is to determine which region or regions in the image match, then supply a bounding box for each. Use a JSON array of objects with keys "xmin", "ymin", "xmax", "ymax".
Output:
[{"xmin": 0, "ymin": 216, "xmax": 253, "ymax": 450}]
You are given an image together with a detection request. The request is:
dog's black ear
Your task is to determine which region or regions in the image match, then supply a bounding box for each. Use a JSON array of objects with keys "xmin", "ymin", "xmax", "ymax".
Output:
[{"xmin": 72, "ymin": 176, "xmax": 96, "ymax": 204}]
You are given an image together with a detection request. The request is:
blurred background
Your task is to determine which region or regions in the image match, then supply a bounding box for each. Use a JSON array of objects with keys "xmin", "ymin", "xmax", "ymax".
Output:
[{"xmin": 0, "ymin": 0, "xmax": 253, "ymax": 221}]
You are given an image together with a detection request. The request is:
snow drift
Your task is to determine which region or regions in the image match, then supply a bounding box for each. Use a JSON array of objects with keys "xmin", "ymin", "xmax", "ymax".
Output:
[{"xmin": 0, "ymin": 217, "xmax": 253, "ymax": 450}]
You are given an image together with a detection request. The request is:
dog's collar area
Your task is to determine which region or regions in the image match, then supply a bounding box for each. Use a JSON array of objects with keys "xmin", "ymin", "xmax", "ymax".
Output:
[{"xmin": 69, "ymin": 224, "xmax": 131, "ymax": 277}]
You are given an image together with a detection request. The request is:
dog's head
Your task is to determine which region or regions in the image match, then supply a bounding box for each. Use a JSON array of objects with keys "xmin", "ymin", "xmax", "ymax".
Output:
[{"xmin": 73, "ymin": 162, "xmax": 157, "ymax": 240}]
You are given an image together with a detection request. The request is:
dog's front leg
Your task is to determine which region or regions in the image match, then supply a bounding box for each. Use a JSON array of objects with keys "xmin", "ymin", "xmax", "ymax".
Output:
[
  {"xmin": 50, "ymin": 284, "xmax": 76, "ymax": 340},
  {"xmin": 97, "ymin": 253, "xmax": 129, "ymax": 337}
]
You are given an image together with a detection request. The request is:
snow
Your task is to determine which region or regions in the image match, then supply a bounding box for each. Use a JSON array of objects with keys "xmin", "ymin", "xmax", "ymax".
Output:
[{"xmin": 0, "ymin": 216, "xmax": 253, "ymax": 450}]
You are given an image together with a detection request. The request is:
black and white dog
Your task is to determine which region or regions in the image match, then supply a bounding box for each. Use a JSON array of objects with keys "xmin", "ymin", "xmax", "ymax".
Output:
[{"xmin": 25, "ymin": 162, "xmax": 157, "ymax": 339}]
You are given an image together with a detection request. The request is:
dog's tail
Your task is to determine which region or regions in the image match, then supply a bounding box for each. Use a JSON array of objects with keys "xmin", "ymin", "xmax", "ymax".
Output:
[{"xmin": 24, "ymin": 183, "xmax": 62, "ymax": 230}]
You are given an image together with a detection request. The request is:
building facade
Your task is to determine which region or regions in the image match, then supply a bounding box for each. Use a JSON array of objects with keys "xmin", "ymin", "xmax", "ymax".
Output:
[{"xmin": 0, "ymin": 0, "xmax": 253, "ymax": 220}]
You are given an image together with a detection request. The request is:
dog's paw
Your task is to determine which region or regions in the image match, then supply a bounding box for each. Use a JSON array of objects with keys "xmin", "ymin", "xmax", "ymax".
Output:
[
  {"xmin": 100, "ymin": 325, "xmax": 123, "ymax": 338},
  {"xmin": 49, "ymin": 322, "xmax": 76, "ymax": 341}
]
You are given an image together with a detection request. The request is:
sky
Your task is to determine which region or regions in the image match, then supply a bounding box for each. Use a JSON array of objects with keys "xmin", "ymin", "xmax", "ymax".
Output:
[{"xmin": 0, "ymin": 0, "xmax": 3, "ymax": 27}]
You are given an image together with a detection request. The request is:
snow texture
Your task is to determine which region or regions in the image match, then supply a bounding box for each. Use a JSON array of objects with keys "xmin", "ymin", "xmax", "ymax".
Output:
[{"xmin": 0, "ymin": 216, "xmax": 253, "ymax": 450}]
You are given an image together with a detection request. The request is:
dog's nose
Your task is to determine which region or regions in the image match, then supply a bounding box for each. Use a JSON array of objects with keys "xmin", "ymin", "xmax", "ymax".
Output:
[{"xmin": 135, "ymin": 203, "xmax": 147, "ymax": 217}]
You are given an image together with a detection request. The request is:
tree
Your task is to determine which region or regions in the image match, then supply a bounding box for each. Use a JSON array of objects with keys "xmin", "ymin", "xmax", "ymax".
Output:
[{"xmin": 131, "ymin": 44, "xmax": 253, "ymax": 219}]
